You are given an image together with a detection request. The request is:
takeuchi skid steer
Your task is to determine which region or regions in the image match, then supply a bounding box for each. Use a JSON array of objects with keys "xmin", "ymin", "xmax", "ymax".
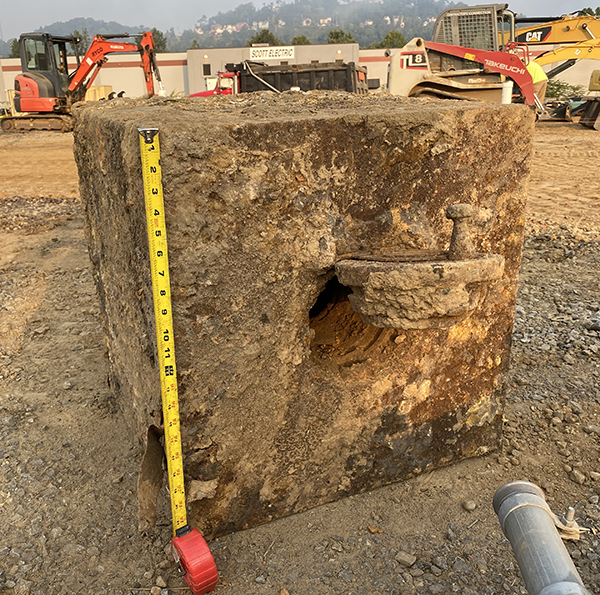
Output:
[
  {"xmin": 387, "ymin": 5, "xmax": 537, "ymax": 106},
  {"xmin": 2, "ymin": 31, "xmax": 164, "ymax": 132},
  {"xmin": 388, "ymin": 37, "xmax": 536, "ymax": 106}
]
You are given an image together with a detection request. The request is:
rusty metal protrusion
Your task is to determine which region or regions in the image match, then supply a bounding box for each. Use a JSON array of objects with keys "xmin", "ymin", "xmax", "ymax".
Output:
[
  {"xmin": 333, "ymin": 202, "xmax": 505, "ymax": 330},
  {"xmin": 446, "ymin": 203, "xmax": 476, "ymax": 260}
]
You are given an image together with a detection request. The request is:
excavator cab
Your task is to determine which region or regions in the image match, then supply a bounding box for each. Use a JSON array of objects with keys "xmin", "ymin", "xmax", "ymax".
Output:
[{"xmin": 14, "ymin": 33, "xmax": 80, "ymax": 114}]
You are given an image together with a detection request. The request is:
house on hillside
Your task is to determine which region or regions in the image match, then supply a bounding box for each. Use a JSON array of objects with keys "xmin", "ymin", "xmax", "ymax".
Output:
[{"xmin": 251, "ymin": 21, "xmax": 270, "ymax": 30}]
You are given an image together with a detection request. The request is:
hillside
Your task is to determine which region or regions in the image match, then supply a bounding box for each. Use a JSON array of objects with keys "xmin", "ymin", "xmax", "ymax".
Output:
[
  {"xmin": 0, "ymin": 18, "xmax": 147, "ymax": 58},
  {"xmin": 35, "ymin": 18, "xmax": 150, "ymax": 37},
  {"xmin": 0, "ymin": 0, "xmax": 459, "ymax": 57},
  {"xmin": 167, "ymin": 0, "xmax": 455, "ymax": 50}
]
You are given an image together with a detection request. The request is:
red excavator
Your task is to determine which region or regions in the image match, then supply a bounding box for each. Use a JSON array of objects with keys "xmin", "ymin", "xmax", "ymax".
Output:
[{"xmin": 2, "ymin": 31, "xmax": 164, "ymax": 131}]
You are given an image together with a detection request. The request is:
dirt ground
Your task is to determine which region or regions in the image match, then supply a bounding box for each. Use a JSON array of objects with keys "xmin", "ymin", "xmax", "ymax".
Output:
[{"xmin": 1, "ymin": 123, "xmax": 600, "ymax": 595}]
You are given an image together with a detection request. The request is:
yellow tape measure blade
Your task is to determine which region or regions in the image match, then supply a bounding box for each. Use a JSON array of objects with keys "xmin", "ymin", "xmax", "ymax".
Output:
[{"xmin": 138, "ymin": 128, "xmax": 188, "ymax": 534}]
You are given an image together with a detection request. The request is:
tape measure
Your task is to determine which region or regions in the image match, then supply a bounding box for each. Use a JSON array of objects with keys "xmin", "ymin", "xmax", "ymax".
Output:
[{"xmin": 138, "ymin": 128, "xmax": 218, "ymax": 595}]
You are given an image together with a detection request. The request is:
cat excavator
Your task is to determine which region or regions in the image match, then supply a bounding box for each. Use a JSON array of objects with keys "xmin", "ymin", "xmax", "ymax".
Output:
[
  {"xmin": 2, "ymin": 31, "xmax": 164, "ymax": 132},
  {"xmin": 514, "ymin": 11, "xmax": 600, "ymax": 126},
  {"xmin": 513, "ymin": 11, "xmax": 600, "ymax": 80}
]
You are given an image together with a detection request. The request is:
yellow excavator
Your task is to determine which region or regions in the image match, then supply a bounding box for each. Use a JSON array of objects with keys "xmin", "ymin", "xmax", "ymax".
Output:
[
  {"xmin": 513, "ymin": 12, "xmax": 600, "ymax": 82},
  {"xmin": 513, "ymin": 13, "xmax": 600, "ymax": 126}
]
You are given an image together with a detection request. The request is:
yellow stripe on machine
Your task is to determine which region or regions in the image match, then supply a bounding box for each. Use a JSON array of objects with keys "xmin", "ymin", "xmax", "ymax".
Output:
[{"xmin": 138, "ymin": 128, "xmax": 187, "ymax": 535}]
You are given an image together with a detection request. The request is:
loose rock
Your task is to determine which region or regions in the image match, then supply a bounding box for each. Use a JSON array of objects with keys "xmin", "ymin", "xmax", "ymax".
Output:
[{"xmin": 395, "ymin": 551, "xmax": 417, "ymax": 568}]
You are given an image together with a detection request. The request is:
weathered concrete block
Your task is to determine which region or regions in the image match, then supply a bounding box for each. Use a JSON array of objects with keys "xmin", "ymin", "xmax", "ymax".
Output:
[{"xmin": 73, "ymin": 94, "xmax": 534, "ymax": 538}]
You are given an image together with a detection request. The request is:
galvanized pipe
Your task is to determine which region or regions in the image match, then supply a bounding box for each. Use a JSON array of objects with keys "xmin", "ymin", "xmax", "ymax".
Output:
[{"xmin": 493, "ymin": 480, "xmax": 591, "ymax": 595}]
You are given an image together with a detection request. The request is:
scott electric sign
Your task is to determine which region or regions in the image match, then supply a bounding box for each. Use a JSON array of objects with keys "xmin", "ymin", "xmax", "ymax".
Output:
[{"xmin": 249, "ymin": 46, "xmax": 295, "ymax": 60}]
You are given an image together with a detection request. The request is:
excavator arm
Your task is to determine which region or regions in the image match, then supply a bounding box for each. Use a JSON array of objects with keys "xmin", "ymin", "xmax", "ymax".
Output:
[
  {"xmin": 515, "ymin": 15, "xmax": 600, "ymax": 45},
  {"xmin": 534, "ymin": 39, "xmax": 600, "ymax": 67},
  {"xmin": 68, "ymin": 31, "xmax": 163, "ymax": 98},
  {"xmin": 425, "ymin": 41, "xmax": 536, "ymax": 105}
]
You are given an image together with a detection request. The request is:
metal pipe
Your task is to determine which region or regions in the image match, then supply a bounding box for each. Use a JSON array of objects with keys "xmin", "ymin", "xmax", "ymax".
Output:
[
  {"xmin": 243, "ymin": 61, "xmax": 281, "ymax": 94},
  {"xmin": 493, "ymin": 481, "xmax": 591, "ymax": 595}
]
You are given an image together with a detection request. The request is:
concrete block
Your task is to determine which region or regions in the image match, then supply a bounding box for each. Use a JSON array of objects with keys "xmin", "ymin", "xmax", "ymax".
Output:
[{"xmin": 73, "ymin": 94, "xmax": 535, "ymax": 538}]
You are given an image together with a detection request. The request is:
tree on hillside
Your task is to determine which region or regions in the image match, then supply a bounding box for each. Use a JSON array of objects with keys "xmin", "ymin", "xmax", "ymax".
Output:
[
  {"xmin": 367, "ymin": 30, "xmax": 406, "ymax": 49},
  {"xmin": 246, "ymin": 29, "xmax": 282, "ymax": 46},
  {"xmin": 190, "ymin": 39, "xmax": 200, "ymax": 49},
  {"xmin": 327, "ymin": 29, "xmax": 356, "ymax": 44},
  {"xmin": 10, "ymin": 39, "xmax": 20, "ymax": 58},
  {"xmin": 152, "ymin": 28, "xmax": 168, "ymax": 52},
  {"xmin": 70, "ymin": 28, "xmax": 90, "ymax": 55},
  {"xmin": 290, "ymin": 34, "xmax": 311, "ymax": 45},
  {"xmin": 578, "ymin": 6, "xmax": 600, "ymax": 15}
]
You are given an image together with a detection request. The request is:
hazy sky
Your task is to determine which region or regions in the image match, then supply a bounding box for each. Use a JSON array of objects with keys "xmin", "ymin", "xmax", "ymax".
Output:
[{"xmin": 0, "ymin": 0, "xmax": 591, "ymax": 42}]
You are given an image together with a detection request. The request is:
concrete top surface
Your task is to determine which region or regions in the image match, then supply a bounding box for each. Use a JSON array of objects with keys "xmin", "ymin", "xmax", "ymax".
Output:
[{"xmin": 73, "ymin": 91, "xmax": 532, "ymax": 127}]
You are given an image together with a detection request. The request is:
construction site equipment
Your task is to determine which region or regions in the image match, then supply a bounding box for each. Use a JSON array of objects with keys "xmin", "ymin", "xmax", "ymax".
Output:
[
  {"xmin": 190, "ymin": 60, "xmax": 368, "ymax": 97},
  {"xmin": 534, "ymin": 39, "xmax": 600, "ymax": 77},
  {"xmin": 388, "ymin": 38, "xmax": 536, "ymax": 105},
  {"xmin": 388, "ymin": 4, "xmax": 539, "ymax": 105},
  {"xmin": 578, "ymin": 96, "xmax": 600, "ymax": 129},
  {"xmin": 138, "ymin": 127, "xmax": 218, "ymax": 595},
  {"xmin": 514, "ymin": 13, "xmax": 600, "ymax": 45},
  {"xmin": 1, "ymin": 31, "xmax": 164, "ymax": 132},
  {"xmin": 389, "ymin": 4, "xmax": 600, "ymax": 112},
  {"xmin": 436, "ymin": 6, "xmax": 600, "ymax": 48},
  {"xmin": 494, "ymin": 481, "xmax": 591, "ymax": 595},
  {"xmin": 432, "ymin": 3, "xmax": 516, "ymax": 51}
]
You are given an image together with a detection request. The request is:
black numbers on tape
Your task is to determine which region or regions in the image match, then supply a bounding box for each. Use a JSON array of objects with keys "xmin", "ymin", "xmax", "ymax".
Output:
[
  {"xmin": 165, "ymin": 365, "xmax": 174, "ymax": 376},
  {"xmin": 150, "ymin": 166, "xmax": 157, "ymax": 173},
  {"xmin": 157, "ymin": 250, "xmax": 163, "ymax": 257}
]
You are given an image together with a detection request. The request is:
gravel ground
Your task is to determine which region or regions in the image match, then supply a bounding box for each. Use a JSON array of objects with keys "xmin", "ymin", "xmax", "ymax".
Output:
[{"xmin": 1, "ymin": 127, "xmax": 600, "ymax": 595}]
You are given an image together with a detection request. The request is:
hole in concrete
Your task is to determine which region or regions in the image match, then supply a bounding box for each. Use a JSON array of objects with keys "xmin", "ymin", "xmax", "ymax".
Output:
[
  {"xmin": 309, "ymin": 276, "xmax": 388, "ymax": 360},
  {"xmin": 309, "ymin": 275, "xmax": 351, "ymax": 320}
]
